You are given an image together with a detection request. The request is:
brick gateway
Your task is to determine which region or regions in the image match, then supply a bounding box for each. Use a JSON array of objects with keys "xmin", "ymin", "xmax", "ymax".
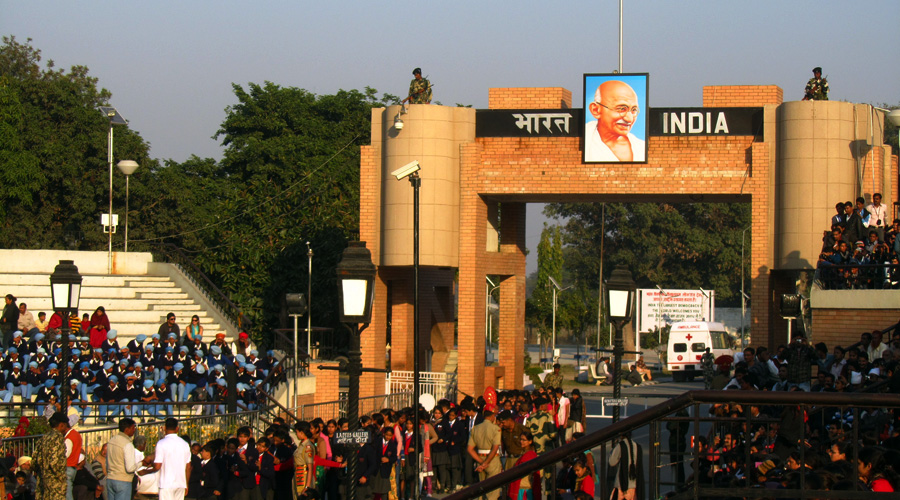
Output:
[{"xmin": 357, "ymin": 85, "xmax": 896, "ymax": 398}]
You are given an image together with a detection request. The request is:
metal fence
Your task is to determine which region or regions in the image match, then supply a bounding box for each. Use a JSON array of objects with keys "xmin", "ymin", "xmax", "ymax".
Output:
[
  {"xmin": 445, "ymin": 389, "xmax": 900, "ymax": 500},
  {"xmin": 387, "ymin": 370, "xmax": 457, "ymax": 402},
  {"xmin": 295, "ymin": 392, "xmax": 413, "ymax": 421},
  {"xmin": 0, "ymin": 408, "xmax": 257, "ymax": 461},
  {"xmin": 814, "ymin": 262, "xmax": 900, "ymax": 290}
]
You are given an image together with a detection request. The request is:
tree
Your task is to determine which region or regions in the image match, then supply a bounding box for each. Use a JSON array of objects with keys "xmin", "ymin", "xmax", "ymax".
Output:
[
  {"xmin": 526, "ymin": 224, "xmax": 564, "ymax": 346},
  {"xmin": 545, "ymin": 202, "xmax": 750, "ymax": 306},
  {"xmin": 0, "ymin": 36, "xmax": 152, "ymax": 248}
]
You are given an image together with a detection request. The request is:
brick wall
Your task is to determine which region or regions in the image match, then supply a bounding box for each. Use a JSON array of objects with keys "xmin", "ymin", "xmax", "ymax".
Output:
[
  {"xmin": 489, "ymin": 88, "xmax": 573, "ymax": 109},
  {"xmin": 311, "ymin": 361, "xmax": 340, "ymax": 404},
  {"xmin": 703, "ymin": 85, "xmax": 784, "ymax": 107},
  {"xmin": 812, "ymin": 308, "xmax": 900, "ymax": 349}
]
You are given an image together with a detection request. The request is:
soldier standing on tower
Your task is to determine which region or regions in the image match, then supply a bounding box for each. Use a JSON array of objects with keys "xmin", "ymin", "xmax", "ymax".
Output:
[
  {"xmin": 803, "ymin": 67, "xmax": 829, "ymax": 101},
  {"xmin": 402, "ymin": 68, "xmax": 432, "ymax": 104}
]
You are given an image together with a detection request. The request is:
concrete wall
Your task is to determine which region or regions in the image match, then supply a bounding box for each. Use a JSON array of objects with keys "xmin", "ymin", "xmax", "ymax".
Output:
[
  {"xmin": 0, "ymin": 250, "xmax": 153, "ymax": 275},
  {"xmin": 379, "ymin": 104, "xmax": 475, "ymax": 267},
  {"xmin": 776, "ymin": 102, "xmax": 891, "ymax": 269}
]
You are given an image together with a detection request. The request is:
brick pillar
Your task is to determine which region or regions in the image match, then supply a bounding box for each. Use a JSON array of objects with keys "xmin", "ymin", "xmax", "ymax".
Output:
[
  {"xmin": 391, "ymin": 277, "xmax": 413, "ymax": 371},
  {"xmin": 748, "ymin": 141, "xmax": 773, "ymax": 346},
  {"xmin": 497, "ymin": 203, "xmax": 526, "ymax": 390},
  {"xmin": 458, "ymin": 162, "xmax": 488, "ymax": 397},
  {"xmin": 361, "ymin": 272, "xmax": 388, "ymax": 398}
]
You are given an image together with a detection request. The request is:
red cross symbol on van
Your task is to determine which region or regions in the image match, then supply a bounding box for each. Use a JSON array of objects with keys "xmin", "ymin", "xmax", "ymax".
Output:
[{"xmin": 685, "ymin": 334, "xmax": 693, "ymax": 341}]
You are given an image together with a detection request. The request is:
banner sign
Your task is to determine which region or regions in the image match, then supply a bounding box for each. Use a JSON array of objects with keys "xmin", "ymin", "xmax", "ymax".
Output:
[
  {"xmin": 648, "ymin": 107, "xmax": 763, "ymax": 137},
  {"xmin": 475, "ymin": 108, "xmax": 762, "ymax": 138},
  {"xmin": 636, "ymin": 289, "xmax": 714, "ymax": 334},
  {"xmin": 475, "ymin": 109, "xmax": 582, "ymax": 137}
]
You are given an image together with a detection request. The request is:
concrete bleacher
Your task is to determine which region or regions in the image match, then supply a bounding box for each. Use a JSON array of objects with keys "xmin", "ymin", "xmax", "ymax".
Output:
[{"xmin": 0, "ymin": 250, "xmax": 237, "ymax": 341}]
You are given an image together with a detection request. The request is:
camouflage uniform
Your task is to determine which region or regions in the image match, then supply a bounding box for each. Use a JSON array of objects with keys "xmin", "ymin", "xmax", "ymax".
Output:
[
  {"xmin": 542, "ymin": 371, "xmax": 564, "ymax": 390},
  {"xmin": 33, "ymin": 427, "xmax": 66, "ymax": 500},
  {"xmin": 407, "ymin": 77, "xmax": 432, "ymax": 104},
  {"xmin": 804, "ymin": 77, "xmax": 828, "ymax": 100},
  {"xmin": 526, "ymin": 410, "xmax": 557, "ymax": 454},
  {"xmin": 700, "ymin": 352, "xmax": 716, "ymax": 389}
]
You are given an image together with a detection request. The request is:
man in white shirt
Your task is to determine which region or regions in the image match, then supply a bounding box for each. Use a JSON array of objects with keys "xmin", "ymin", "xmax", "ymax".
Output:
[
  {"xmin": 141, "ymin": 418, "xmax": 191, "ymax": 500},
  {"xmin": 585, "ymin": 80, "xmax": 645, "ymax": 162},
  {"xmin": 866, "ymin": 193, "xmax": 888, "ymax": 241},
  {"xmin": 555, "ymin": 387, "xmax": 571, "ymax": 444}
]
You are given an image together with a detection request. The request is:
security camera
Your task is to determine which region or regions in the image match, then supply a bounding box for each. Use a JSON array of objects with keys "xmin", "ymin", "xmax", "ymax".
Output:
[{"xmin": 391, "ymin": 160, "xmax": 420, "ymax": 180}]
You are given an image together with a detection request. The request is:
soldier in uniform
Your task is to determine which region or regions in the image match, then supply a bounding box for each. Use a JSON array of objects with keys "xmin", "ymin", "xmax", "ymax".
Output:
[
  {"xmin": 497, "ymin": 410, "xmax": 527, "ymax": 471},
  {"xmin": 467, "ymin": 405, "xmax": 502, "ymax": 500},
  {"xmin": 700, "ymin": 348, "xmax": 716, "ymax": 390},
  {"xmin": 402, "ymin": 68, "xmax": 432, "ymax": 104},
  {"xmin": 526, "ymin": 397, "xmax": 557, "ymax": 454},
  {"xmin": 803, "ymin": 67, "xmax": 829, "ymax": 101},
  {"xmin": 542, "ymin": 363, "xmax": 564, "ymax": 390},
  {"xmin": 33, "ymin": 412, "xmax": 68, "ymax": 500}
]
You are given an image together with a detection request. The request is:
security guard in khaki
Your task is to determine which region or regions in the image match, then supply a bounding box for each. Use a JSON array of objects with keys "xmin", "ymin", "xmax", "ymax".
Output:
[{"xmin": 467, "ymin": 406, "xmax": 502, "ymax": 500}]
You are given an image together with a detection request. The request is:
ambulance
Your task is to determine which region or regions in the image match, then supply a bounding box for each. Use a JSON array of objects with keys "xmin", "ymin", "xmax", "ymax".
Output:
[{"xmin": 666, "ymin": 321, "xmax": 733, "ymax": 382}]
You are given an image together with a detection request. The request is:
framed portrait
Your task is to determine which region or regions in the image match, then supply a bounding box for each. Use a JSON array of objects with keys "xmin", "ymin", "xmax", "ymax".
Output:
[{"xmin": 583, "ymin": 73, "xmax": 649, "ymax": 163}]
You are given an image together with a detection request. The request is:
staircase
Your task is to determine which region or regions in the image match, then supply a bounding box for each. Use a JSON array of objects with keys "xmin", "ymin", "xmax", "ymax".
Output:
[{"xmin": 0, "ymin": 250, "xmax": 237, "ymax": 342}]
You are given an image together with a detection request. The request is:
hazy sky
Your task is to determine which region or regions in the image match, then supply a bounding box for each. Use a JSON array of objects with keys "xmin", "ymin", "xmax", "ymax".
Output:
[{"xmin": 4, "ymin": 1, "xmax": 899, "ymax": 274}]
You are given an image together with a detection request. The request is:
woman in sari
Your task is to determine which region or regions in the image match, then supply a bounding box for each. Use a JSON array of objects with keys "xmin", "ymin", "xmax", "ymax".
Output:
[
  {"xmin": 88, "ymin": 307, "xmax": 111, "ymax": 348},
  {"xmin": 507, "ymin": 431, "xmax": 540, "ymax": 500},
  {"xmin": 418, "ymin": 410, "xmax": 438, "ymax": 495}
]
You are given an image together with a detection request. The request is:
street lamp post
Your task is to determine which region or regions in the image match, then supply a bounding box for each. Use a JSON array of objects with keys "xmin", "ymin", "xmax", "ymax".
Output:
[
  {"xmin": 116, "ymin": 160, "xmax": 139, "ymax": 253},
  {"xmin": 100, "ymin": 107, "xmax": 127, "ymax": 274},
  {"xmin": 549, "ymin": 277, "xmax": 572, "ymax": 362},
  {"xmin": 336, "ymin": 241, "xmax": 377, "ymax": 500},
  {"xmin": 49, "ymin": 260, "xmax": 83, "ymax": 410},
  {"xmin": 605, "ymin": 265, "xmax": 636, "ymax": 423},
  {"xmin": 394, "ymin": 160, "xmax": 422, "ymax": 499}
]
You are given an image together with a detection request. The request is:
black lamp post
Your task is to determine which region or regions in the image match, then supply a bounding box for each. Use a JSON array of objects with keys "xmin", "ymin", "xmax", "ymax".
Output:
[
  {"xmin": 50, "ymin": 260, "xmax": 83, "ymax": 410},
  {"xmin": 605, "ymin": 265, "xmax": 635, "ymax": 423},
  {"xmin": 336, "ymin": 241, "xmax": 376, "ymax": 500}
]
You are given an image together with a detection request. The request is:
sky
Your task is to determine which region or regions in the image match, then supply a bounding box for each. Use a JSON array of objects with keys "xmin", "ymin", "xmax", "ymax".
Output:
[{"xmin": 4, "ymin": 0, "xmax": 899, "ymax": 275}]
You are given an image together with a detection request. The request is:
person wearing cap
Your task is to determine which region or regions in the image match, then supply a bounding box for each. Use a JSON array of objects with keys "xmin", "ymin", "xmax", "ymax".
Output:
[
  {"xmin": 121, "ymin": 372, "xmax": 141, "ymax": 418},
  {"xmin": 176, "ymin": 345, "xmax": 191, "ymax": 366},
  {"xmin": 543, "ymin": 363, "xmax": 564, "ymax": 390},
  {"xmin": 34, "ymin": 378, "xmax": 58, "ymax": 416},
  {"xmin": 125, "ymin": 334, "xmax": 147, "ymax": 354},
  {"xmin": 33, "ymin": 412, "xmax": 68, "ymax": 500},
  {"xmin": 526, "ymin": 397, "xmax": 557, "ymax": 454},
  {"xmin": 100, "ymin": 330, "xmax": 120, "ymax": 354},
  {"xmin": 496, "ymin": 410, "xmax": 527, "ymax": 472},
  {"xmin": 97, "ymin": 376, "xmax": 123, "ymax": 423},
  {"xmin": 207, "ymin": 344, "xmax": 230, "ymax": 369},
  {"xmin": 157, "ymin": 346, "xmax": 177, "ymax": 382},
  {"xmin": 402, "ymin": 67, "xmax": 432, "ymax": 105},
  {"xmin": 802, "ymin": 67, "xmax": 829, "ymax": 101},
  {"xmin": 467, "ymin": 405, "xmax": 502, "ymax": 500},
  {"xmin": 187, "ymin": 331, "xmax": 207, "ymax": 357},
  {"xmin": 232, "ymin": 331, "xmax": 251, "ymax": 358},
  {"xmin": 137, "ymin": 379, "xmax": 159, "ymax": 422},
  {"xmin": 61, "ymin": 412, "xmax": 83, "ymax": 500},
  {"xmin": 7, "ymin": 361, "xmax": 29, "ymax": 400},
  {"xmin": 157, "ymin": 312, "xmax": 181, "ymax": 344},
  {"xmin": 155, "ymin": 377, "xmax": 175, "ymax": 418}
]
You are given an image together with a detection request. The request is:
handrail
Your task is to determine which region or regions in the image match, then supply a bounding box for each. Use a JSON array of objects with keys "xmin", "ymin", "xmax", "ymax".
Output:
[
  {"xmin": 145, "ymin": 242, "xmax": 251, "ymax": 332},
  {"xmin": 813, "ymin": 262, "xmax": 899, "ymax": 290},
  {"xmin": 444, "ymin": 390, "xmax": 900, "ymax": 500}
]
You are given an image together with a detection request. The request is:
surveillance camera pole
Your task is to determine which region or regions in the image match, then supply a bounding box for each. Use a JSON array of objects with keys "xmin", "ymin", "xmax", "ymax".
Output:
[{"xmin": 409, "ymin": 171, "xmax": 421, "ymax": 500}]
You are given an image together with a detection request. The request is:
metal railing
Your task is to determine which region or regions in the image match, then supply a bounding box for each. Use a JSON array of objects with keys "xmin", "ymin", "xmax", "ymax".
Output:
[
  {"xmin": 445, "ymin": 389, "xmax": 900, "ymax": 500},
  {"xmin": 387, "ymin": 370, "xmax": 457, "ymax": 402},
  {"xmin": 145, "ymin": 242, "xmax": 250, "ymax": 332},
  {"xmin": 0, "ymin": 407, "xmax": 257, "ymax": 459},
  {"xmin": 273, "ymin": 326, "xmax": 341, "ymax": 362},
  {"xmin": 814, "ymin": 262, "xmax": 900, "ymax": 290},
  {"xmin": 295, "ymin": 392, "xmax": 413, "ymax": 421}
]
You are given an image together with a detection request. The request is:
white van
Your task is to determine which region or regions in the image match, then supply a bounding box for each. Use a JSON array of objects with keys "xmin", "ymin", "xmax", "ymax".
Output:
[{"xmin": 666, "ymin": 321, "xmax": 733, "ymax": 382}]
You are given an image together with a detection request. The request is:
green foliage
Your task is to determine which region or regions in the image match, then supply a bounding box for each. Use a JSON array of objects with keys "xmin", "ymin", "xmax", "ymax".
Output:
[
  {"xmin": 0, "ymin": 37, "xmax": 395, "ymax": 345},
  {"xmin": 545, "ymin": 202, "xmax": 750, "ymax": 306},
  {"xmin": 0, "ymin": 36, "xmax": 151, "ymax": 247},
  {"xmin": 526, "ymin": 225, "xmax": 563, "ymax": 340}
]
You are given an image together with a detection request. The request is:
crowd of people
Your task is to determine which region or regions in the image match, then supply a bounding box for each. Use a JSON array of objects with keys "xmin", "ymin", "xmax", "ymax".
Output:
[
  {"xmin": 817, "ymin": 194, "xmax": 900, "ymax": 289},
  {"xmin": 0, "ymin": 298, "xmax": 282, "ymax": 423},
  {"xmin": 675, "ymin": 329, "xmax": 900, "ymax": 495}
]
